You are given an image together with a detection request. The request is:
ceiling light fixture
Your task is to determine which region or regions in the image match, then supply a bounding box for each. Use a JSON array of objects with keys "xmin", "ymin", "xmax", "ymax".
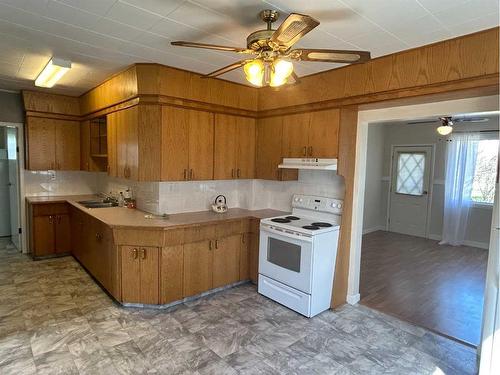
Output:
[
  {"xmin": 243, "ymin": 57, "xmax": 294, "ymax": 87},
  {"xmin": 436, "ymin": 117, "xmax": 453, "ymax": 135},
  {"xmin": 35, "ymin": 57, "xmax": 71, "ymax": 88},
  {"xmin": 243, "ymin": 59, "xmax": 265, "ymax": 87}
]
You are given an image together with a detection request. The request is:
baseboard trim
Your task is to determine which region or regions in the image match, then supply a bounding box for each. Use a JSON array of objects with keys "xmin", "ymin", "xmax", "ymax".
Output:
[
  {"xmin": 428, "ymin": 234, "xmax": 489, "ymax": 250},
  {"xmin": 346, "ymin": 293, "xmax": 360, "ymax": 305},
  {"xmin": 363, "ymin": 226, "xmax": 385, "ymax": 235}
]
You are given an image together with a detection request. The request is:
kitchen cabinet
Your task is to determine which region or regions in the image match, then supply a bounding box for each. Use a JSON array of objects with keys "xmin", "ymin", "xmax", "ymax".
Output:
[
  {"xmin": 160, "ymin": 245, "xmax": 184, "ymax": 304},
  {"xmin": 212, "ymin": 234, "xmax": 241, "ymax": 288},
  {"xmin": 282, "ymin": 109, "xmax": 340, "ymax": 158},
  {"xmin": 214, "ymin": 114, "xmax": 255, "ymax": 179},
  {"xmin": 239, "ymin": 233, "xmax": 250, "ymax": 281},
  {"xmin": 183, "ymin": 240, "xmax": 213, "ymax": 297},
  {"xmin": 256, "ymin": 116, "xmax": 297, "ymax": 181},
  {"xmin": 29, "ymin": 202, "xmax": 71, "ymax": 258},
  {"xmin": 161, "ymin": 106, "xmax": 214, "ymax": 181},
  {"xmin": 80, "ymin": 119, "xmax": 107, "ymax": 172},
  {"xmin": 108, "ymin": 107, "xmax": 138, "ymax": 180},
  {"xmin": 121, "ymin": 246, "xmax": 159, "ymax": 304},
  {"xmin": 26, "ymin": 117, "xmax": 80, "ymax": 171}
]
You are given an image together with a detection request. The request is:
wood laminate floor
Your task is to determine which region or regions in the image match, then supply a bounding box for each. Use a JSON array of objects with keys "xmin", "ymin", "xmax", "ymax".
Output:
[{"xmin": 360, "ymin": 230, "xmax": 488, "ymax": 347}]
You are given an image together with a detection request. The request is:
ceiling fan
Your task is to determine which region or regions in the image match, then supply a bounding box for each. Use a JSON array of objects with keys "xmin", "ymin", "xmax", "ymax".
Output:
[
  {"xmin": 171, "ymin": 10, "xmax": 371, "ymax": 87},
  {"xmin": 407, "ymin": 116, "xmax": 489, "ymax": 135}
]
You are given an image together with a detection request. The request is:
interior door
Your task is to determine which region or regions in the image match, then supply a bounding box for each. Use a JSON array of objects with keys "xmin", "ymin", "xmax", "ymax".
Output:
[
  {"xmin": 388, "ymin": 145, "xmax": 433, "ymax": 238},
  {"xmin": 0, "ymin": 147, "xmax": 10, "ymax": 237}
]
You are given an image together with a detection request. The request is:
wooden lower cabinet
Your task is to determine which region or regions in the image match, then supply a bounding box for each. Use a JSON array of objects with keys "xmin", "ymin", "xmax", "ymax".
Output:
[
  {"xmin": 30, "ymin": 202, "xmax": 71, "ymax": 258},
  {"xmin": 239, "ymin": 233, "xmax": 249, "ymax": 281},
  {"xmin": 212, "ymin": 234, "xmax": 240, "ymax": 288},
  {"xmin": 32, "ymin": 215, "xmax": 55, "ymax": 257},
  {"xmin": 121, "ymin": 246, "xmax": 159, "ymax": 304},
  {"xmin": 183, "ymin": 240, "xmax": 213, "ymax": 298},
  {"xmin": 160, "ymin": 245, "xmax": 184, "ymax": 304}
]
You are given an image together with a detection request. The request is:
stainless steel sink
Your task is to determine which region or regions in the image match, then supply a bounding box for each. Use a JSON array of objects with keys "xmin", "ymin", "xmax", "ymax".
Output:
[{"xmin": 78, "ymin": 200, "xmax": 118, "ymax": 208}]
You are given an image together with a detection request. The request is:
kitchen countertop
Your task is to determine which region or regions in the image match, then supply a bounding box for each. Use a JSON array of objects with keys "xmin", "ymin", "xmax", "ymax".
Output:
[{"xmin": 26, "ymin": 195, "xmax": 287, "ymax": 230}]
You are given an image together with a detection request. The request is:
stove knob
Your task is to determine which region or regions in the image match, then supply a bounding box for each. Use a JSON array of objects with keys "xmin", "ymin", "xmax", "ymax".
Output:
[
  {"xmin": 294, "ymin": 197, "xmax": 299, "ymax": 202},
  {"xmin": 299, "ymin": 198, "xmax": 303, "ymax": 203},
  {"xmin": 337, "ymin": 203, "xmax": 342, "ymax": 209}
]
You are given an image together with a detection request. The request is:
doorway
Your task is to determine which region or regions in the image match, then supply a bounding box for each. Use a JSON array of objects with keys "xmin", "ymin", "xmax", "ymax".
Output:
[
  {"xmin": 0, "ymin": 124, "xmax": 21, "ymax": 250},
  {"xmin": 388, "ymin": 145, "xmax": 433, "ymax": 238}
]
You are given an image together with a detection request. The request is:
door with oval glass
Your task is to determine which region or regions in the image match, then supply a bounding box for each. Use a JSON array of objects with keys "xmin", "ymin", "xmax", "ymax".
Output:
[{"xmin": 388, "ymin": 145, "xmax": 433, "ymax": 238}]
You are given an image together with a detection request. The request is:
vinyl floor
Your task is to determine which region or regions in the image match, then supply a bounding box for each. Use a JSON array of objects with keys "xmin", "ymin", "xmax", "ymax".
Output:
[
  {"xmin": 0, "ymin": 237, "xmax": 477, "ymax": 374},
  {"xmin": 360, "ymin": 230, "xmax": 488, "ymax": 347}
]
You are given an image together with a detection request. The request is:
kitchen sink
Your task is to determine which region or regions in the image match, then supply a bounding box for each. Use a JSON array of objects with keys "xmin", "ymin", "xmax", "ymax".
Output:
[{"xmin": 78, "ymin": 200, "xmax": 118, "ymax": 208}]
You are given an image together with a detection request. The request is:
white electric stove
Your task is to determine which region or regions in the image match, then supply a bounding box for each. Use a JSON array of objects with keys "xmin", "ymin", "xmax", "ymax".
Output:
[{"xmin": 258, "ymin": 194, "xmax": 342, "ymax": 317}]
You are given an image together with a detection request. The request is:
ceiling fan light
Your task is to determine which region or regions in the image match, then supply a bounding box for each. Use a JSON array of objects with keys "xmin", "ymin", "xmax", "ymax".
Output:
[
  {"xmin": 244, "ymin": 59, "xmax": 264, "ymax": 86},
  {"xmin": 270, "ymin": 59, "xmax": 293, "ymax": 87},
  {"xmin": 437, "ymin": 125, "xmax": 453, "ymax": 135}
]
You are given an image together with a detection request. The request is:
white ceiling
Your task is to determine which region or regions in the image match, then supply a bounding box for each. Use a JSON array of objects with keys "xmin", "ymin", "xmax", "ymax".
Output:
[{"xmin": 0, "ymin": 0, "xmax": 498, "ymax": 95}]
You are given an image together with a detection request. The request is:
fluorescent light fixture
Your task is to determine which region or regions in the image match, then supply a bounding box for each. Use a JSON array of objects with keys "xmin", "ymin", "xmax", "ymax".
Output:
[{"xmin": 35, "ymin": 57, "xmax": 71, "ymax": 88}]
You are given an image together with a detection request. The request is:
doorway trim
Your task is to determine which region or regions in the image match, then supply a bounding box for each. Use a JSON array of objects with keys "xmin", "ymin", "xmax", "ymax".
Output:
[
  {"xmin": 0, "ymin": 121, "xmax": 25, "ymax": 252},
  {"xmin": 346, "ymin": 94, "xmax": 499, "ymax": 305},
  {"xmin": 386, "ymin": 143, "xmax": 435, "ymax": 238}
]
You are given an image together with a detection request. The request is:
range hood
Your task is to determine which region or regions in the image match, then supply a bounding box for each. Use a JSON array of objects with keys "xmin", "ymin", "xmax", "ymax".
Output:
[{"xmin": 278, "ymin": 158, "xmax": 338, "ymax": 170}]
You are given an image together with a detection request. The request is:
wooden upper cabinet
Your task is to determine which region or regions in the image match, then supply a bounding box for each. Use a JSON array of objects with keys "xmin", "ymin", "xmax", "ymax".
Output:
[
  {"xmin": 236, "ymin": 116, "xmax": 255, "ymax": 179},
  {"xmin": 26, "ymin": 117, "xmax": 80, "ymax": 171},
  {"xmin": 26, "ymin": 117, "xmax": 56, "ymax": 170},
  {"xmin": 308, "ymin": 109, "xmax": 340, "ymax": 158},
  {"xmin": 106, "ymin": 112, "xmax": 118, "ymax": 177},
  {"xmin": 55, "ymin": 119, "xmax": 80, "ymax": 170},
  {"xmin": 187, "ymin": 110, "xmax": 214, "ymax": 181},
  {"xmin": 282, "ymin": 113, "xmax": 310, "ymax": 157},
  {"xmin": 255, "ymin": 116, "xmax": 282, "ymax": 180}
]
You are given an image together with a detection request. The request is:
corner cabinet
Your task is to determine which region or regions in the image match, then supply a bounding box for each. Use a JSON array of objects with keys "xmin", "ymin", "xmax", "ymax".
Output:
[{"xmin": 26, "ymin": 117, "xmax": 80, "ymax": 171}]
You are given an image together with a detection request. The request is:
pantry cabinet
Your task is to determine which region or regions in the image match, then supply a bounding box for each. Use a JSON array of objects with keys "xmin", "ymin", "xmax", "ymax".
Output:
[
  {"xmin": 121, "ymin": 246, "xmax": 159, "ymax": 304},
  {"xmin": 161, "ymin": 106, "xmax": 214, "ymax": 181},
  {"xmin": 26, "ymin": 117, "xmax": 80, "ymax": 171},
  {"xmin": 214, "ymin": 114, "xmax": 255, "ymax": 180}
]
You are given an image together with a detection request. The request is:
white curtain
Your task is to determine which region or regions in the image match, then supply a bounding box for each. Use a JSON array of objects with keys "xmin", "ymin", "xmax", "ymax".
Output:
[{"xmin": 440, "ymin": 132, "xmax": 480, "ymax": 246}]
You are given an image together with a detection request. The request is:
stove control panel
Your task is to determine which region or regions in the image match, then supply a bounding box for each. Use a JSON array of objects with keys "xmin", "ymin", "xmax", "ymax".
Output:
[{"xmin": 292, "ymin": 194, "xmax": 343, "ymax": 215}]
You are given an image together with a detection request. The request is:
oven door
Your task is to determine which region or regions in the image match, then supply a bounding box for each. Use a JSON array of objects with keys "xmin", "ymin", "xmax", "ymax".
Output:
[{"xmin": 259, "ymin": 224, "xmax": 313, "ymax": 294}]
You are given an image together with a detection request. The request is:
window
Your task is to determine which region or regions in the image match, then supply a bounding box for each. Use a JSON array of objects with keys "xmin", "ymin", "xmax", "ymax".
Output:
[
  {"xmin": 396, "ymin": 152, "xmax": 425, "ymax": 195},
  {"xmin": 471, "ymin": 139, "xmax": 499, "ymax": 204}
]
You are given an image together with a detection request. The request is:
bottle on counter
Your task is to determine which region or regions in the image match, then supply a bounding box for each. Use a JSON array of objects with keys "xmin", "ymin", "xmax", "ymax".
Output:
[{"xmin": 118, "ymin": 192, "xmax": 125, "ymax": 207}]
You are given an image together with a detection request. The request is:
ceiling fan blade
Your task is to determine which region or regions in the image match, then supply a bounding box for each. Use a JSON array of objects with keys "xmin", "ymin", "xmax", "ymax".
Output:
[
  {"xmin": 270, "ymin": 13, "xmax": 319, "ymax": 50},
  {"xmin": 171, "ymin": 41, "xmax": 255, "ymax": 54},
  {"xmin": 453, "ymin": 117, "xmax": 489, "ymax": 123},
  {"xmin": 202, "ymin": 60, "xmax": 247, "ymax": 78},
  {"xmin": 407, "ymin": 120, "xmax": 439, "ymax": 125},
  {"xmin": 290, "ymin": 48, "xmax": 371, "ymax": 63}
]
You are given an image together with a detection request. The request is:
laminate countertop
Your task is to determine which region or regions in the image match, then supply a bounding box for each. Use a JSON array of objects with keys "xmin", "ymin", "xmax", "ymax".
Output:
[{"xmin": 26, "ymin": 195, "xmax": 287, "ymax": 230}]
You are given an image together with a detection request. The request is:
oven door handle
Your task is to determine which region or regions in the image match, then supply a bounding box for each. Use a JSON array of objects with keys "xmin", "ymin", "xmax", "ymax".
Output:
[{"xmin": 260, "ymin": 224, "xmax": 313, "ymax": 243}]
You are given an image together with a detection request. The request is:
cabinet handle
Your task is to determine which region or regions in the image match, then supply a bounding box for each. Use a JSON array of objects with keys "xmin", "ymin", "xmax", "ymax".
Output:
[
  {"xmin": 302, "ymin": 146, "xmax": 307, "ymax": 157},
  {"xmin": 132, "ymin": 248, "xmax": 138, "ymax": 259},
  {"xmin": 189, "ymin": 169, "xmax": 193, "ymax": 180},
  {"xmin": 209, "ymin": 240, "xmax": 212, "ymax": 251},
  {"xmin": 308, "ymin": 146, "xmax": 313, "ymax": 156},
  {"xmin": 215, "ymin": 240, "xmax": 219, "ymax": 249},
  {"xmin": 231, "ymin": 169, "xmax": 234, "ymax": 178},
  {"xmin": 242, "ymin": 234, "xmax": 245, "ymax": 244},
  {"xmin": 95, "ymin": 232, "xmax": 102, "ymax": 241},
  {"xmin": 48, "ymin": 215, "xmax": 52, "ymax": 224},
  {"xmin": 237, "ymin": 169, "xmax": 241, "ymax": 178},
  {"xmin": 140, "ymin": 248, "xmax": 146, "ymax": 260},
  {"xmin": 183, "ymin": 169, "xmax": 187, "ymax": 180}
]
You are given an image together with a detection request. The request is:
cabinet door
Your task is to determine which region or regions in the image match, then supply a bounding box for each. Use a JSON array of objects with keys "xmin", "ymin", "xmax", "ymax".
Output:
[
  {"xmin": 70, "ymin": 208, "xmax": 83, "ymax": 260},
  {"xmin": 33, "ymin": 216, "xmax": 55, "ymax": 257},
  {"xmin": 121, "ymin": 246, "xmax": 141, "ymax": 303},
  {"xmin": 214, "ymin": 114, "xmax": 238, "ymax": 180},
  {"xmin": 255, "ymin": 117, "xmax": 283, "ymax": 180},
  {"xmin": 212, "ymin": 234, "xmax": 240, "ymax": 289},
  {"xmin": 236, "ymin": 117, "xmax": 256, "ymax": 179},
  {"xmin": 54, "ymin": 214, "xmax": 71, "ymax": 254},
  {"xmin": 106, "ymin": 113, "xmax": 118, "ymax": 177},
  {"xmin": 80, "ymin": 120, "xmax": 91, "ymax": 171},
  {"xmin": 183, "ymin": 240, "xmax": 213, "ymax": 297},
  {"xmin": 140, "ymin": 247, "xmax": 159, "ymax": 304},
  {"xmin": 124, "ymin": 107, "xmax": 139, "ymax": 180},
  {"xmin": 161, "ymin": 106, "xmax": 189, "ymax": 181},
  {"xmin": 188, "ymin": 111, "xmax": 214, "ymax": 180},
  {"xmin": 239, "ymin": 233, "xmax": 249, "ymax": 281},
  {"xmin": 282, "ymin": 113, "xmax": 310, "ymax": 157},
  {"xmin": 160, "ymin": 245, "xmax": 184, "ymax": 304},
  {"xmin": 55, "ymin": 120, "xmax": 80, "ymax": 170},
  {"xmin": 308, "ymin": 109, "xmax": 340, "ymax": 158},
  {"xmin": 114, "ymin": 111, "xmax": 128, "ymax": 179},
  {"xmin": 26, "ymin": 117, "xmax": 55, "ymax": 170}
]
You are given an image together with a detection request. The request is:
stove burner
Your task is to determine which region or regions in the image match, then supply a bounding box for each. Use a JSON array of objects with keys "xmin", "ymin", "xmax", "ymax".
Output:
[
  {"xmin": 311, "ymin": 222, "xmax": 333, "ymax": 227},
  {"xmin": 302, "ymin": 225, "xmax": 321, "ymax": 230},
  {"xmin": 271, "ymin": 218, "xmax": 291, "ymax": 223},
  {"xmin": 285, "ymin": 216, "xmax": 300, "ymax": 220}
]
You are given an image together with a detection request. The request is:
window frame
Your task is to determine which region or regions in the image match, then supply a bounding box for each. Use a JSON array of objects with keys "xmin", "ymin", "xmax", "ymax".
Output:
[{"xmin": 470, "ymin": 136, "xmax": 499, "ymax": 206}]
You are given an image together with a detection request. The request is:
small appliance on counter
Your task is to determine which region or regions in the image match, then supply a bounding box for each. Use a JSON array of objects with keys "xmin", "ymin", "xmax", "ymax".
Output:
[
  {"xmin": 211, "ymin": 195, "xmax": 228, "ymax": 214},
  {"xmin": 258, "ymin": 194, "xmax": 343, "ymax": 317}
]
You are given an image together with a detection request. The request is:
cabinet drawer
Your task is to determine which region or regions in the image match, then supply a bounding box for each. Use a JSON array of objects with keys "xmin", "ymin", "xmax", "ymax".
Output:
[
  {"xmin": 215, "ymin": 220, "xmax": 242, "ymax": 238},
  {"xmin": 33, "ymin": 203, "xmax": 69, "ymax": 216},
  {"xmin": 183, "ymin": 224, "xmax": 216, "ymax": 243},
  {"xmin": 163, "ymin": 228, "xmax": 184, "ymax": 246}
]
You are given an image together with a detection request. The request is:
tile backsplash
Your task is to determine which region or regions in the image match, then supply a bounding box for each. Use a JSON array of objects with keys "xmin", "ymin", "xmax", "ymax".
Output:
[{"xmin": 24, "ymin": 169, "xmax": 345, "ymax": 214}]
